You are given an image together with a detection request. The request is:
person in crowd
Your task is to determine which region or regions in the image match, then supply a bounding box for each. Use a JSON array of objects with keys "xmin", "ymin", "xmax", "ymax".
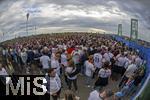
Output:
[
  {"xmin": 114, "ymin": 52, "xmax": 128, "ymax": 76},
  {"xmin": 108, "ymin": 48, "xmax": 114, "ymax": 61},
  {"xmin": 134, "ymin": 54, "xmax": 143, "ymax": 68},
  {"xmin": 20, "ymin": 48, "xmax": 28, "ymax": 65},
  {"xmin": 40, "ymin": 49, "xmax": 51, "ymax": 74},
  {"xmin": 80, "ymin": 49, "xmax": 88, "ymax": 74},
  {"xmin": 0, "ymin": 62, "xmax": 10, "ymax": 85},
  {"xmin": 27, "ymin": 46, "xmax": 34, "ymax": 64},
  {"xmin": 61, "ymin": 90, "xmax": 80, "ymax": 100},
  {"xmin": 103, "ymin": 48, "xmax": 111, "ymax": 63},
  {"xmin": 65, "ymin": 60, "xmax": 78, "ymax": 92},
  {"xmin": 88, "ymin": 88, "xmax": 113, "ymax": 100},
  {"xmin": 84, "ymin": 55, "xmax": 95, "ymax": 87},
  {"xmin": 61, "ymin": 50, "xmax": 69, "ymax": 85},
  {"xmin": 72, "ymin": 48, "xmax": 81, "ymax": 71},
  {"xmin": 93, "ymin": 50, "xmax": 103, "ymax": 78},
  {"xmin": 61, "ymin": 50, "xmax": 68, "ymax": 68},
  {"xmin": 10, "ymin": 47, "xmax": 18, "ymax": 64},
  {"xmin": 0, "ymin": 62, "xmax": 8, "ymax": 75},
  {"xmin": 44, "ymin": 68, "xmax": 61, "ymax": 100},
  {"xmin": 127, "ymin": 66, "xmax": 145, "ymax": 95},
  {"xmin": 94, "ymin": 61, "xmax": 111, "ymax": 88},
  {"xmin": 51, "ymin": 53, "xmax": 61, "ymax": 76},
  {"xmin": 114, "ymin": 76, "xmax": 135, "ymax": 99},
  {"xmin": 119, "ymin": 59, "xmax": 138, "ymax": 88},
  {"xmin": 1, "ymin": 33, "xmax": 146, "ymax": 100}
]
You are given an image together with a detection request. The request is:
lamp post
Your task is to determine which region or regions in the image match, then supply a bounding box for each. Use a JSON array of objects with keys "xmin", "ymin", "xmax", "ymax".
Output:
[
  {"xmin": 3, "ymin": 32, "xmax": 4, "ymax": 41},
  {"xmin": 26, "ymin": 13, "xmax": 29, "ymax": 36},
  {"xmin": 35, "ymin": 25, "xmax": 37, "ymax": 35}
]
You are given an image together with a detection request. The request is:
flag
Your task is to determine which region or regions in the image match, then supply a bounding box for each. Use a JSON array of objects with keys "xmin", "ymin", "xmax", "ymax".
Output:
[{"xmin": 26, "ymin": 13, "xmax": 29, "ymax": 21}]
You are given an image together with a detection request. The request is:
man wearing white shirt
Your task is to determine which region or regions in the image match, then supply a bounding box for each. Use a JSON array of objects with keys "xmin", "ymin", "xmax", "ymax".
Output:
[
  {"xmin": 115, "ymin": 54, "xmax": 127, "ymax": 67},
  {"xmin": 124, "ymin": 57, "xmax": 131, "ymax": 69},
  {"xmin": 115, "ymin": 53, "xmax": 128, "ymax": 76},
  {"xmin": 119, "ymin": 61, "xmax": 137, "ymax": 88},
  {"xmin": 85, "ymin": 56, "xmax": 95, "ymax": 87},
  {"xmin": 40, "ymin": 53, "xmax": 51, "ymax": 73},
  {"xmin": 66, "ymin": 65, "xmax": 78, "ymax": 91},
  {"xmin": 44, "ymin": 68, "xmax": 61, "ymax": 100},
  {"xmin": 72, "ymin": 49, "xmax": 82, "ymax": 74},
  {"xmin": 94, "ymin": 62, "xmax": 111, "ymax": 88},
  {"xmin": 135, "ymin": 55, "xmax": 143, "ymax": 67},
  {"xmin": 94, "ymin": 52, "xmax": 103, "ymax": 69},
  {"xmin": 61, "ymin": 51, "xmax": 68, "ymax": 67},
  {"xmin": 108, "ymin": 52, "xmax": 114, "ymax": 60},
  {"xmin": 103, "ymin": 48, "xmax": 111, "ymax": 63},
  {"xmin": 93, "ymin": 52, "xmax": 102, "ymax": 78},
  {"xmin": 51, "ymin": 53, "xmax": 61, "ymax": 76}
]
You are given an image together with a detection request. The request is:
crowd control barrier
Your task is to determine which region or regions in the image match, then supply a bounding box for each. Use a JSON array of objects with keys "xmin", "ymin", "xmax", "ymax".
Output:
[{"xmin": 112, "ymin": 35, "xmax": 150, "ymax": 100}]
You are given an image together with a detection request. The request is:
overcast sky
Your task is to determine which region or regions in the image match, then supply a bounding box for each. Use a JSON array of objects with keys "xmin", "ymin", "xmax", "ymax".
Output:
[{"xmin": 0, "ymin": 0, "xmax": 150, "ymax": 42}]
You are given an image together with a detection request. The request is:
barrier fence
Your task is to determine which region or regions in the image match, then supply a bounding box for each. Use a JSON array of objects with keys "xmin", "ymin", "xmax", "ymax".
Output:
[{"xmin": 112, "ymin": 35, "xmax": 150, "ymax": 99}]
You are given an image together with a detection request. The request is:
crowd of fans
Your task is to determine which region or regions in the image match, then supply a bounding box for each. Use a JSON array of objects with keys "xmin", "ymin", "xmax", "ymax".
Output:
[
  {"xmin": 0, "ymin": 33, "xmax": 146, "ymax": 100},
  {"xmin": 122, "ymin": 36, "xmax": 150, "ymax": 48}
]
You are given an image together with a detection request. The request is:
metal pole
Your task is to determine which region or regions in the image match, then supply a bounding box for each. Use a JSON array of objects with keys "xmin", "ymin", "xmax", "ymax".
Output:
[
  {"xmin": 26, "ymin": 19, "xmax": 28, "ymax": 37},
  {"xmin": 35, "ymin": 25, "xmax": 36, "ymax": 35},
  {"xmin": 27, "ymin": 19, "xmax": 28, "ymax": 36},
  {"xmin": 26, "ymin": 13, "xmax": 29, "ymax": 37},
  {"xmin": 3, "ymin": 32, "xmax": 4, "ymax": 41}
]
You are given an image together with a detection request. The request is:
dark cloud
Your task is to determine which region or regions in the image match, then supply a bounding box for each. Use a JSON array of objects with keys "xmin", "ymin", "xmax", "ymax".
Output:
[{"xmin": 0, "ymin": 0, "xmax": 150, "ymax": 42}]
